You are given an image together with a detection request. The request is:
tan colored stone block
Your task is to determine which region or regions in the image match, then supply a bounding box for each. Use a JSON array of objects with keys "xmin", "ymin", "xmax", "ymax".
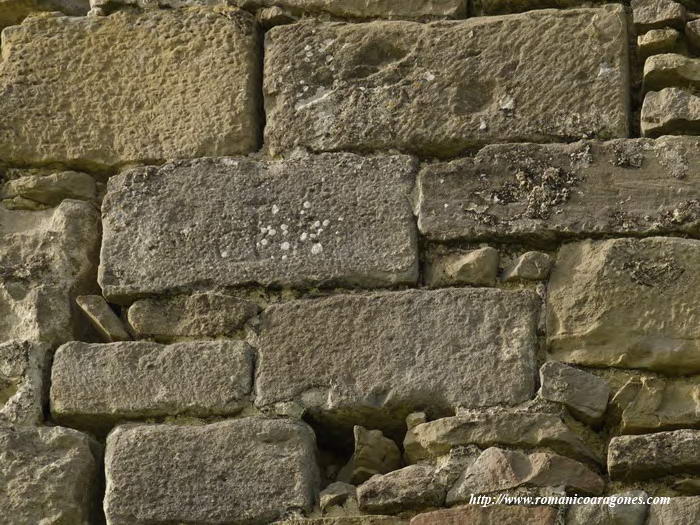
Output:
[
  {"xmin": 410, "ymin": 505, "xmax": 558, "ymax": 525},
  {"xmin": 642, "ymin": 88, "xmax": 700, "ymax": 137},
  {"xmin": 0, "ymin": 340, "xmax": 50, "ymax": 426}
]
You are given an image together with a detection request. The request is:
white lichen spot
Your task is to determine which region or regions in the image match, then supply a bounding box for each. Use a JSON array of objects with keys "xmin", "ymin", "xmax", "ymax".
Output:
[
  {"xmin": 479, "ymin": 119, "xmax": 488, "ymax": 131},
  {"xmin": 439, "ymin": 178, "xmax": 445, "ymax": 184},
  {"xmin": 311, "ymin": 243, "xmax": 323, "ymax": 255},
  {"xmin": 282, "ymin": 254, "xmax": 288, "ymax": 260},
  {"xmin": 280, "ymin": 241, "xmax": 290, "ymax": 251},
  {"xmin": 268, "ymin": 229, "xmax": 277, "ymax": 236},
  {"xmin": 322, "ymin": 219, "xmax": 330, "ymax": 227},
  {"xmin": 598, "ymin": 62, "xmax": 614, "ymax": 76},
  {"xmin": 261, "ymin": 239, "xmax": 269, "ymax": 246},
  {"xmin": 303, "ymin": 201, "xmax": 312, "ymax": 209},
  {"xmin": 444, "ymin": 203, "xmax": 449, "ymax": 208},
  {"xmin": 312, "ymin": 220, "xmax": 321, "ymax": 228},
  {"xmin": 424, "ymin": 71, "xmax": 436, "ymax": 82},
  {"xmin": 220, "ymin": 250, "xmax": 229, "ymax": 258},
  {"xmin": 281, "ymin": 224, "xmax": 288, "ymax": 231},
  {"xmin": 271, "ymin": 204, "xmax": 279, "ymax": 215},
  {"xmin": 499, "ymin": 95, "xmax": 515, "ymax": 111},
  {"xmin": 300, "ymin": 232, "xmax": 308, "ymax": 241}
]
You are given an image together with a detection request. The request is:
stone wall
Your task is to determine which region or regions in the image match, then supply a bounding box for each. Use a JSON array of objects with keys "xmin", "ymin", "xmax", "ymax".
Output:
[{"xmin": 1, "ymin": 0, "xmax": 699, "ymax": 523}]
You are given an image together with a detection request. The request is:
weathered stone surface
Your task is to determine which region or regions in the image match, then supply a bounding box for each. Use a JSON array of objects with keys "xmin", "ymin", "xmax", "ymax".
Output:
[
  {"xmin": 689, "ymin": 19, "xmax": 700, "ymax": 49},
  {"xmin": 547, "ymin": 237, "xmax": 700, "ymax": 375},
  {"xmin": 104, "ymin": 419, "xmax": 319, "ymax": 525},
  {"xmin": 411, "ymin": 505, "xmax": 558, "ymax": 525},
  {"xmin": 264, "ymin": 6, "xmax": 629, "ymax": 157},
  {"xmin": 674, "ymin": 478, "xmax": 700, "ymax": 494},
  {"xmin": 566, "ymin": 490, "xmax": 649, "ymax": 525},
  {"xmin": 648, "ymin": 497, "xmax": 700, "ymax": 524},
  {"xmin": 100, "ymin": 154, "xmax": 417, "ymax": 302},
  {"xmin": 358, "ymin": 465, "xmax": 444, "ymax": 514},
  {"xmin": 51, "ymin": 341, "xmax": 253, "ymax": 430},
  {"xmin": 638, "ymin": 29, "xmax": 680, "ymax": 58},
  {"xmin": 0, "ymin": 340, "xmax": 50, "ymax": 426},
  {"xmin": 642, "ymin": 88, "xmax": 700, "ymax": 137},
  {"xmin": 76, "ymin": 295, "xmax": 130, "ymax": 343},
  {"xmin": 473, "ymin": 0, "xmax": 606, "ymax": 15},
  {"xmin": 404, "ymin": 409, "xmax": 598, "ymax": 464},
  {"xmin": 0, "ymin": 0, "xmax": 87, "ymax": 29},
  {"xmin": 447, "ymin": 447, "xmax": 604, "ymax": 504},
  {"xmin": 425, "ymin": 247, "xmax": 499, "ymax": 287},
  {"xmin": 0, "ymin": 8, "xmax": 260, "ymax": 169},
  {"xmin": 1, "ymin": 171, "xmax": 96, "ymax": 209},
  {"xmin": 280, "ymin": 518, "xmax": 407, "ymax": 525},
  {"xmin": 503, "ymin": 251, "xmax": 552, "ymax": 282},
  {"xmin": 238, "ymin": 0, "xmax": 465, "ymax": 19},
  {"xmin": 0, "ymin": 200, "xmax": 100, "ymax": 345},
  {"xmin": 338, "ymin": 426, "xmax": 401, "ymax": 484},
  {"xmin": 643, "ymin": 54, "xmax": 700, "ymax": 92},
  {"xmin": 257, "ymin": 5, "xmax": 296, "ymax": 28},
  {"xmin": 0, "ymin": 424, "xmax": 100, "ymax": 524},
  {"xmin": 610, "ymin": 377, "xmax": 700, "ymax": 434},
  {"xmin": 608, "ymin": 430, "xmax": 700, "ymax": 480},
  {"xmin": 320, "ymin": 481, "xmax": 356, "ymax": 512},
  {"xmin": 416, "ymin": 138, "xmax": 700, "ymax": 243},
  {"xmin": 632, "ymin": 0, "xmax": 687, "ymax": 31},
  {"xmin": 539, "ymin": 362, "xmax": 610, "ymax": 424},
  {"xmin": 127, "ymin": 293, "xmax": 260, "ymax": 341},
  {"xmin": 254, "ymin": 288, "xmax": 539, "ymax": 433}
]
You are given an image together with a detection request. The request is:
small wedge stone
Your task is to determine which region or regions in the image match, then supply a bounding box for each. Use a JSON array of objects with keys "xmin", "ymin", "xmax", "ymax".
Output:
[
  {"xmin": 503, "ymin": 251, "xmax": 552, "ymax": 282},
  {"xmin": 337, "ymin": 426, "xmax": 402, "ymax": 484},
  {"xmin": 425, "ymin": 247, "xmax": 499, "ymax": 287},
  {"xmin": 539, "ymin": 362, "xmax": 610, "ymax": 424},
  {"xmin": 76, "ymin": 295, "xmax": 130, "ymax": 342},
  {"xmin": 638, "ymin": 29, "xmax": 680, "ymax": 58}
]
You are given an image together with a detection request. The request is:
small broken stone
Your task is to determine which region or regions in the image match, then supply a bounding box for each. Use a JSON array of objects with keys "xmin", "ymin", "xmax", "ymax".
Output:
[
  {"xmin": 688, "ymin": 19, "xmax": 700, "ymax": 50},
  {"xmin": 643, "ymin": 53, "xmax": 700, "ymax": 92},
  {"xmin": 565, "ymin": 490, "xmax": 649, "ymax": 525},
  {"xmin": 320, "ymin": 482, "xmax": 357, "ymax": 512},
  {"xmin": 76, "ymin": 295, "xmax": 130, "ymax": 343},
  {"xmin": 406, "ymin": 412, "xmax": 427, "ymax": 430},
  {"xmin": 425, "ymin": 247, "xmax": 499, "ymax": 287},
  {"xmin": 632, "ymin": 0, "xmax": 687, "ymax": 32},
  {"xmin": 357, "ymin": 465, "xmax": 444, "ymax": 514},
  {"xmin": 642, "ymin": 87, "xmax": 700, "ymax": 137},
  {"xmin": 257, "ymin": 6, "xmax": 295, "ymax": 29},
  {"xmin": 502, "ymin": 251, "xmax": 552, "ymax": 282},
  {"xmin": 637, "ymin": 28, "xmax": 680, "ymax": 58},
  {"xmin": 539, "ymin": 362, "xmax": 610, "ymax": 425},
  {"xmin": 0, "ymin": 171, "xmax": 96, "ymax": 208},
  {"xmin": 0, "ymin": 340, "xmax": 51, "ymax": 426},
  {"xmin": 337, "ymin": 426, "xmax": 402, "ymax": 485}
]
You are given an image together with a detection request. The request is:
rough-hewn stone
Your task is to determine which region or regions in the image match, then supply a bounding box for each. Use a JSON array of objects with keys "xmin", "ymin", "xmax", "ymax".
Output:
[
  {"xmin": 416, "ymin": 138, "xmax": 700, "ymax": 243},
  {"xmin": 566, "ymin": 490, "xmax": 649, "ymax": 525},
  {"xmin": 254, "ymin": 288, "xmax": 539, "ymax": 433},
  {"xmin": 104, "ymin": 419, "xmax": 319, "ymax": 525},
  {"xmin": 689, "ymin": 19, "xmax": 700, "ymax": 49},
  {"xmin": 0, "ymin": 170, "xmax": 96, "ymax": 209},
  {"xmin": 404, "ymin": 409, "xmax": 598, "ymax": 464},
  {"xmin": 0, "ymin": 340, "xmax": 50, "ymax": 426},
  {"xmin": 547, "ymin": 237, "xmax": 700, "ymax": 375},
  {"xmin": 632, "ymin": 0, "xmax": 687, "ymax": 31},
  {"xmin": 320, "ymin": 481, "xmax": 356, "ymax": 512},
  {"xmin": 237, "ymin": 0, "xmax": 465, "ymax": 19},
  {"xmin": 100, "ymin": 154, "xmax": 418, "ymax": 302},
  {"xmin": 338, "ymin": 426, "xmax": 401, "ymax": 484},
  {"xmin": 638, "ymin": 29, "xmax": 680, "ymax": 58},
  {"xmin": 410, "ymin": 505, "xmax": 558, "ymax": 525},
  {"xmin": 264, "ymin": 6, "xmax": 629, "ymax": 157},
  {"xmin": 0, "ymin": 0, "xmax": 87, "ymax": 29},
  {"xmin": 127, "ymin": 293, "xmax": 260, "ymax": 341},
  {"xmin": 503, "ymin": 251, "xmax": 552, "ymax": 282},
  {"xmin": 473, "ymin": 0, "xmax": 604, "ymax": 15},
  {"xmin": 608, "ymin": 430, "xmax": 700, "ymax": 480},
  {"xmin": 0, "ymin": 424, "xmax": 100, "ymax": 524},
  {"xmin": 51, "ymin": 341, "xmax": 253, "ymax": 431},
  {"xmin": 76, "ymin": 295, "xmax": 131, "ymax": 343},
  {"xmin": 0, "ymin": 200, "xmax": 100, "ymax": 345},
  {"xmin": 280, "ymin": 518, "xmax": 407, "ymax": 525},
  {"xmin": 0, "ymin": 8, "xmax": 261, "ymax": 169},
  {"xmin": 424, "ymin": 247, "xmax": 499, "ymax": 287},
  {"xmin": 643, "ymin": 54, "xmax": 700, "ymax": 92},
  {"xmin": 358, "ymin": 465, "xmax": 444, "ymax": 514},
  {"xmin": 642, "ymin": 88, "xmax": 700, "ymax": 137},
  {"xmin": 648, "ymin": 496, "xmax": 700, "ymax": 524},
  {"xmin": 539, "ymin": 362, "xmax": 610, "ymax": 424},
  {"xmin": 610, "ymin": 377, "xmax": 700, "ymax": 434},
  {"xmin": 447, "ymin": 447, "xmax": 604, "ymax": 503}
]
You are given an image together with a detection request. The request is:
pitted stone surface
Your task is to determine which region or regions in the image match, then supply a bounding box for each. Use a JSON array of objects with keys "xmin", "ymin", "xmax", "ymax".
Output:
[
  {"xmin": 0, "ymin": 0, "xmax": 87, "ymax": 29},
  {"xmin": 473, "ymin": 0, "xmax": 605, "ymax": 15},
  {"xmin": 0, "ymin": 424, "xmax": 100, "ymax": 524},
  {"xmin": 100, "ymin": 154, "xmax": 418, "ymax": 303},
  {"xmin": 104, "ymin": 419, "xmax": 319, "ymax": 525},
  {"xmin": 254, "ymin": 288, "xmax": 539, "ymax": 432},
  {"xmin": 647, "ymin": 496, "xmax": 700, "ymax": 524},
  {"xmin": 51, "ymin": 340, "xmax": 254, "ymax": 430},
  {"xmin": 417, "ymin": 138, "xmax": 700, "ymax": 242},
  {"xmin": 0, "ymin": 340, "xmax": 50, "ymax": 426},
  {"xmin": 0, "ymin": 200, "xmax": 100, "ymax": 345},
  {"xmin": 236, "ymin": 0, "xmax": 465, "ymax": 18},
  {"xmin": 0, "ymin": 8, "xmax": 261, "ymax": 169},
  {"xmin": 264, "ymin": 6, "xmax": 629, "ymax": 157},
  {"xmin": 547, "ymin": 237, "xmax": 700, "ymax": 375},
  {"xmin": 608, "ymin": 430, "xmax": 700, "ymax": 481}
]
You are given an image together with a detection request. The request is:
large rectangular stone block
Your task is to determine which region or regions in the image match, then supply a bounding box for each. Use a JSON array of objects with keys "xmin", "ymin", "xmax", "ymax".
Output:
[
  {"xmin": 0, "ymin": 425, "xmax": 100, "ymax": 524},
  {"xmin": 99, "ymin": 154, "xmax": 418, "ymax": 302},
  {"xmin": 264, "ymin": 6, "xmax": 629, "ymax": 157},
  {"xmin": 547, "ymin": 237, "xmax": 700, "ymax": 375},
  {"xmin": 104, "ymin": 419, "xmax": 319, "ymax": 525},
  {"xmin": 0, "ymin": 8, "xmax": 260, "ymax": 169},
  {"xmin": 417, "ymin": 138, "xmax": 700, "ymax": 243},
  {"xmin": 238, "ymin": 0, "xmax": 465, "ymax": 19},
  {"xmin": 0, "ymin": 340, "xmax": 50, "ymax": 426},
  {"xmin": 0, "ymin": 200, "xmax": 100, "ymax": 345},
  {"xmin": 51, "ymin": 341, "xmax": 254, "ymax": 431},
  {"xmin": 254, "ymin": 288, "xmax": 539, "ymax": 433}
]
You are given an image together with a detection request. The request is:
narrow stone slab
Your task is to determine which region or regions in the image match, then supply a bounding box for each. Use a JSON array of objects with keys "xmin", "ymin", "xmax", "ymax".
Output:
[
  {"xmin": 127, "ymin": 293, "xmax": 260, "ymax": 341},
  {"xmin": 264, "ymin": 6, "xmax": 629, "ymax": 157},
  {"xmin": 100, "ymin": 154, "xmax": 418, "ymax": 303},
  {"xmin": 417, "ymin": 138, "xmax": 700, "ymax": 243},
  {"xmin": 411, "ymin": 505, "xmax": 558, "ymax": 525},
  {"xmin": 236, "ymin": 0, "xmax": 465, "ymax": 19},
  {"xmin": 638, "ymin": 29, "xmax": 681, "ymax": 59},
  {"xmin": 632, "ymin": 0, "xmax": 687, "ymax": 32},
  {"xmin": 608, "ymin": 430, "xmax": 700, "ymax": 480},
  {"xmin": 473, "ymin": 0, "xmax": 604, "ymax": 15},
  {"xmin": 51, "ymin": 341, "xmax": 254, "ymax": 431},
  {"xmin": 104, "ymin": 419, "xmax": 319, "ymax": 524},
  {"xmin": 76, "ymin": 295, "xmax": 131, "ymax": 342},
  {"xmin": 642, "ymin": 88, "xmax": 700, "ymax": 137},
  {"xmin": 0, "ymin": 200, "xmax": 100, "ymax": 345},
  {"xmin": 547, "ymin": 237, "xmax": 700, "ymax": 375},
  {"xmin": 281, "ymin": 519, "xmax": 407, "ymax": 525},
  {"xmin": 0, "ymin": 340, "xmax": 50, "ymax": 426},
  {"xmin": 0, "ymin": 425, "xmax": 100, "ymax": 524},
  {"xmin": 643, "ymin": 54, "xmax": 700, "ymax": 92},
  {"xmin": 0, "ymin": 8, "xmax": 260, "ymax": 169},
  {"xmin": 254, "ymin": 288, "xmax": 539, "ymax": 433}
]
